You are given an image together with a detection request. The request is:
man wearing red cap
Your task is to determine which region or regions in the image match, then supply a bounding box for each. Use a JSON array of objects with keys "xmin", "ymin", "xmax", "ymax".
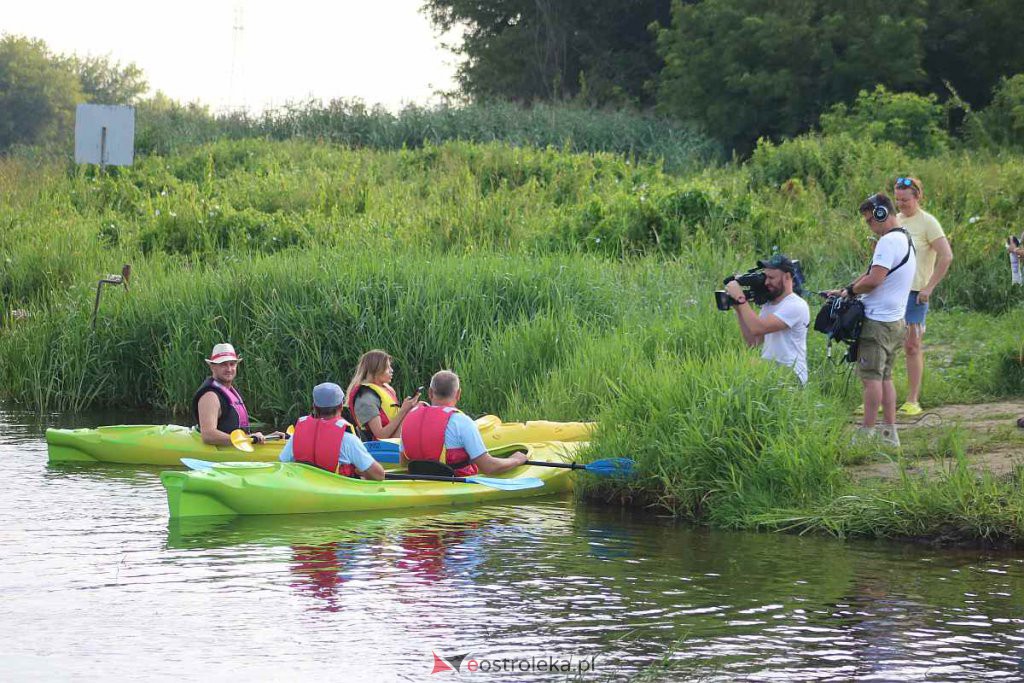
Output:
[{"xmin": 193, "ymin": 343, "xmax": 281, "ymax": 446}]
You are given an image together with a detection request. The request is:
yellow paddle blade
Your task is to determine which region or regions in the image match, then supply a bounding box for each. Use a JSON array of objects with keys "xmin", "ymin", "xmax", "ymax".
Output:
[
  {"xmin": 229, "ymin": 429, "xmax": 254, "ymax": 453},
  {"xmin": 286, "ymin": 424, "xmax": 295, "ymax": 437}
]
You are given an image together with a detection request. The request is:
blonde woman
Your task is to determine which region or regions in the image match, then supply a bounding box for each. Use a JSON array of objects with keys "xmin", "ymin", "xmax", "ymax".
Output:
[{"xmin": 345, "ymin": 350, "xmax": 421, "ymax": 441}]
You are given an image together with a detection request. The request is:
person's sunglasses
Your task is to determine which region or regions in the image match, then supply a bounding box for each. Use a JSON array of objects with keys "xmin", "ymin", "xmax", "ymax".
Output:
[{"xmin": 895, "ymin": 177, "xmax": 915, "ymax": 188}]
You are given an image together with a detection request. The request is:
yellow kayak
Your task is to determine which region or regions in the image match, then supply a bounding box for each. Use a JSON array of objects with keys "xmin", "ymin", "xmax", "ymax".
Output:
[
  {"xmin": 161, "ymin": 442, "xmax": 578, "ymax": 518},
  {"xmin": 46, "ymin": 415, "xmax": 595, "ymax": 466}
]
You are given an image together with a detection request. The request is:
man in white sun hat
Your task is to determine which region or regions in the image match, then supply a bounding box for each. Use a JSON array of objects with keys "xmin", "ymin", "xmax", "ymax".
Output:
[{"xmin": 192, "ymin": 343, "xmax": 282, "ymax": 446}]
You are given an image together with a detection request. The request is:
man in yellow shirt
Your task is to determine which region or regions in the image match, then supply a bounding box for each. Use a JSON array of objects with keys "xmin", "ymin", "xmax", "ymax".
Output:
[{"xmin": 894, "ymin": 176, "xmax": 953, "ymax": 415}]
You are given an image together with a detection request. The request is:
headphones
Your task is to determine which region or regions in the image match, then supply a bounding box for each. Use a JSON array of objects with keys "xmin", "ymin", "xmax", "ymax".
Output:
[{"xmin": 866, "ymin": 194, "xmax": 889, "ymax": 222}]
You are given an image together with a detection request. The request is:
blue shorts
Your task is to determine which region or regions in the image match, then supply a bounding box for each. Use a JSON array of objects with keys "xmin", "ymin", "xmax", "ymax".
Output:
[{"xmin": 905, "ymin": 291, "xmax": 929, "ymax": 326}]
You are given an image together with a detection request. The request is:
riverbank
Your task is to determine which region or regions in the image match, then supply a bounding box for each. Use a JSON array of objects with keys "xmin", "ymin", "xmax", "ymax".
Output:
[{"xmin": 3, "ymin": 136, "xmax": 1024, "ymax": 545}]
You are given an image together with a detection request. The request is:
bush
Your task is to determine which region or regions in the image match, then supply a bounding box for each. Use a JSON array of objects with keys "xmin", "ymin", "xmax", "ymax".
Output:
[
  {"xmin": 819, "ymin": 85, "xmax": 951, "ymax": 158},
  {"xmin": 748, "ymin": 132, "xmax": 910, "ymax": 200}
]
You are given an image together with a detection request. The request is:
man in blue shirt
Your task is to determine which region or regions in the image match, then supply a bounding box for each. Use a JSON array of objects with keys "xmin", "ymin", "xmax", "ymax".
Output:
[
  {"xmin": 280, "ymin": 382, "xmax": 385, "ymax": 481},
  {"xmin": 400, "ymin": 371, "xmax": 528, "ymax": 476}
]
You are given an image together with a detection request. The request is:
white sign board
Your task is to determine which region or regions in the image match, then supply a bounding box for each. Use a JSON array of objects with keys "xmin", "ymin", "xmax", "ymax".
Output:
[{"xmin": 74, "ymin": 104, "xmax": 135, "ymax": 167}]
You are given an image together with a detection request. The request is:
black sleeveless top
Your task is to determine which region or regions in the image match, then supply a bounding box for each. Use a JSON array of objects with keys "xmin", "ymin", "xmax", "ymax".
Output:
[{"xmin": 192, "ymin": 378, "xmax": 243, "ymax": 433}]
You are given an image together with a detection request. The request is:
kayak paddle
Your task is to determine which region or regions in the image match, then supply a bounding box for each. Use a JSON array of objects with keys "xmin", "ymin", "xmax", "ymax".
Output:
[
  {"xmin": 180, "ymin": 458, "xmax": 276, "ymax": 471},
  {"xmin": 357, "ymin": 440, "xmax": 631, "ymax": 476},
  {"xmin": 524, "ymin": 457, "xmax": 635, "ymax": 477},
  {"xmin": 384, "ymin": 472, "xmax": 544, "ymax": 490},
  {"xmin": 229, "ymin": 425, "xmax": 294, "ymax": 453},
  {"xmin": 180, "ymin": 458, "xmax": 543, "ymax": 491}
]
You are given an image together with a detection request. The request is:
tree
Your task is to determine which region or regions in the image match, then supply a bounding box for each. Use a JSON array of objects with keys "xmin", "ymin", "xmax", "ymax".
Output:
[
  {"xmin": 0, "ymin": 34, "xmax": 83, "ymax": 151},
  {"xmin": 654, "ymin": 0, "xmax": 927, "ymax": 154},
  {"xmin": 422, "ymin": 0, "xmax": 672, "ymax": 107},
  {"xmin": 921, "ymin": 0, "xmax": 1024, "ymax": 110},
  {"xmin": 64, "ymin": 53, "xmax": 148, "ymax": 104}
]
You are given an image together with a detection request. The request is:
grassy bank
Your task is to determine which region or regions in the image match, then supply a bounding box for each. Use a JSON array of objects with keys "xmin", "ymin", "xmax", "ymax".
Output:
[{"xmin": 3, "ymin": 135, "xmax": 1024, "ymax": 544}]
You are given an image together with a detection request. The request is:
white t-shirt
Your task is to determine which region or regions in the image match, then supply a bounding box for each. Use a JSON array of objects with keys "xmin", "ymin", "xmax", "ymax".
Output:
[
  {"xmin": 862, "ymin": 229, "xmax": 916, "ymax": 322},
  {"xmin": 759, "ymin": 293, "xmax": 810, "ymax": 384}
]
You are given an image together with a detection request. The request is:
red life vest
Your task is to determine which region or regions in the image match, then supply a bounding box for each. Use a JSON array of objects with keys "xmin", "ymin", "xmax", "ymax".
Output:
[
  {"xmin": 292, "ymin": 415, "xmax": 358, "ymax": 477},
  {"xmin": 400, "ymin": 405, "xmax": 478, "ymax": 476}
]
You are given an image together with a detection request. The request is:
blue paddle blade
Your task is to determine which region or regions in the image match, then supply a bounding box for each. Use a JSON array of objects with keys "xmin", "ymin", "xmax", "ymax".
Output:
[
  {"xmin": 583, "ymin": 458, "xmax": 635, "ymax": 477},
  {"xmin": 364, "ymin": 440, "xmax": 402, "ymax": 463},
  {"xmin": 465, "ymin": 475, "xmax": 545, "ymax": 490},
  {"xmin": 181, "ymin": 458, "xmax": 215, "ymax": 471}
]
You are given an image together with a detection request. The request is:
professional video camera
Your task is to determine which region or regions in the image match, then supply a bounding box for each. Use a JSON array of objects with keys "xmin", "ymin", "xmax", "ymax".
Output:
[{"xmin": 714, "ymin": 267, "xmax": 774, "ymax": 311}]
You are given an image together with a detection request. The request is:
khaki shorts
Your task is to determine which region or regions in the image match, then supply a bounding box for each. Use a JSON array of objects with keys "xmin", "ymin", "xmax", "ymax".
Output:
[{"xmin": 857, "ymin": 319, "xmax": 906, "ymax": 381}]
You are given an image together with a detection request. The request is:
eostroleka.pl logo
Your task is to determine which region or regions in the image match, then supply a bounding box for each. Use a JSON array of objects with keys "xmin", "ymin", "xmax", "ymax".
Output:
[
  {"xmin": 431, "ymin": 652, "xmax": 472, "ymax": 675},
  {"xmin": 430, "ymin": 651, "xmax": 598, "ymax": 676}
]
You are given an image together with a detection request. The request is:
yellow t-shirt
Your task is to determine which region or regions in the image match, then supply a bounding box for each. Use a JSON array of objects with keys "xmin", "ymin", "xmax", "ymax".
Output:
[{"xmin": 898, "ymin": 209, "xmax": 946, "ymax": 291}]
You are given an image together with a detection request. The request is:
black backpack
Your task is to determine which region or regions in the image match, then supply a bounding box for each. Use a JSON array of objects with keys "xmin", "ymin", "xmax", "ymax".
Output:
[{"xmin": 814, "ymin": 296, "xmax": 865, "ymax": 362}]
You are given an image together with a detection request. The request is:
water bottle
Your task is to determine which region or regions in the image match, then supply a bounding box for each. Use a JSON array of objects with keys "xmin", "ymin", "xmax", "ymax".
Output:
[{"xmin": 1009, "ymin": 235, "xmax": 1022, "ymax": 285}]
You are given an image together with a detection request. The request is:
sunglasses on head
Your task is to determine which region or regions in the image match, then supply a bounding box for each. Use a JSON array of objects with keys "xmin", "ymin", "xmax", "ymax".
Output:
[{"xmin": 895, "ymin": 177, "xmax": 915, "ymax": 188}]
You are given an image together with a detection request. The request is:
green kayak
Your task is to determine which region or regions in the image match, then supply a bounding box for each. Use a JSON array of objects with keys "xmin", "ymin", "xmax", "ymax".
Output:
[
  {"xmin": 161, "ymin": 442, "xmax": 578, "ymax": 518},
  {"xmin": 46, "ymin": 415, "xmax": 595, "ymax": 466}
]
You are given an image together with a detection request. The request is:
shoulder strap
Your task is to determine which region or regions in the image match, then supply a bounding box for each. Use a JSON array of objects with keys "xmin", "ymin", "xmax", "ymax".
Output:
[
  {"xmin": 866, "ymin": 228, "xmax": 915, "ymax": 279},
  {"xmin": 887, "ymin": 228, "xmax": 914, "ymax": 277}
]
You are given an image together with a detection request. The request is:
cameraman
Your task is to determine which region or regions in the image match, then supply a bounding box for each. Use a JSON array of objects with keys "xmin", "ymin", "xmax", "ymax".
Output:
[{"xmin": 725, "ymin": 254, "xmax": 810, "ymax": 384}]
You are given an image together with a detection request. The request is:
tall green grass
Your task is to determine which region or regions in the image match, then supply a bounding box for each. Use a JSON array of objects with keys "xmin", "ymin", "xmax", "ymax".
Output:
[
  {"xmin": 0, "ymin": 250, "xmax": 709, "ymax": 416},
  {"xmin": 134, "ymin": 99, "xmax": 721, "ymax": 174}
]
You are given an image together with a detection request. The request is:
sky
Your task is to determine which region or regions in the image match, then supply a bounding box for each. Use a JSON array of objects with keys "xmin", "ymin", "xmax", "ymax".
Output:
[{"xmin": 4, "ymin": 0, "xmax": 462, "ymax": 112}]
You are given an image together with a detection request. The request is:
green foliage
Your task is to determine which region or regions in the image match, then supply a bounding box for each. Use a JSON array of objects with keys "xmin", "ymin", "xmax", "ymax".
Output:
[
  {"xmin": 64, "ymin": 53, "xmax": 148, "ymax": 105},
  {"xmin": 0, "ymin": 34, "xmax": 83, "ymax": 152},
  {"xmin": 921, "ymin": 0, "xmax": 1024, "ymax": 112},
  {"xmin": 134, "ymin": 92, "xmax": 225, "ymax": 156},
  {"xmin": 655, "ymin": 0, "xmax": 926, "ymax": 153},
  {"xmin": 819, "ymin": 85, "xmax": 951, "ymax": 157},
  {"xmin": 573, "ymin": 350, "xmax": 848, "ymax": 524},
  {"xmin": 131, "ymin": 98, "xmax": 720, "ymax": 174},
  {"xmin": 967, "ymin": 74, "xmax": 1024, "ymax": 150},
  {"xmin": 759, "ymin": 460, "xmax": 1024, "ymax": 544},
  {"xmin": 749, "ymin": 133, "xmax": 911, "ymax": 199},
  {"xmin": 422, "ymin": 0, "xmax": 670, "ymax": 107}
]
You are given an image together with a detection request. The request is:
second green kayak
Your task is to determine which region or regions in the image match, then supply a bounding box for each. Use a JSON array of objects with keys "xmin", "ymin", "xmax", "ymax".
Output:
[{"xmin": 46, "ymin": 415, "xmax": 596, "ymax": 466}]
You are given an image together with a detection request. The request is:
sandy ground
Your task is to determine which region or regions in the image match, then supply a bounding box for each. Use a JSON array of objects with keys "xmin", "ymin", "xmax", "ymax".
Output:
[{"xmin": 849, "ymin": 401, "xmax": 1024, "ymax": 482}]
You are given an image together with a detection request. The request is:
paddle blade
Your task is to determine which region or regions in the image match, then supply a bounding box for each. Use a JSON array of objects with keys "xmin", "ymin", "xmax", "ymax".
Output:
[
  {"xmin": 229, "ymin": 429, "xmax": 254, "ymax": 453},
  {"xmin": 365, "ymin": 440, "xmax": 401, "ymax": 464},
  {"xmin": 465, "ymin": 475, "xmax": 545, "ymax": 491},
  {"xmin": 286, "ymin": 424, "xmax": 295, "ymax": 437},
  {"xmin": 181, "ymin": 458, "xmax": 215, "ymax": 471},
  {"xmin": 583, "ymin": 458, "xmax": 635, "ymax": 477}
]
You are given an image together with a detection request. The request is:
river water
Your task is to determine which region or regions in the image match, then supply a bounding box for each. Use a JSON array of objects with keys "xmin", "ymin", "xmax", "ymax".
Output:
[{"xmin": 2, "ymin": 408, "xmax": 1023, "ymax": 681}]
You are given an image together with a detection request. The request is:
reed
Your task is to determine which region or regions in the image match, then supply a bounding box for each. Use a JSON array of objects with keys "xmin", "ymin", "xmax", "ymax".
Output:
[{"xmin": 132, "ymin": 99, "xmax": 722, "ymax": 174}]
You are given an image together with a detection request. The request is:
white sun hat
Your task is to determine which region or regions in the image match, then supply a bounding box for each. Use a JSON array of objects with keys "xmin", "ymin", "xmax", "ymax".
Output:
[{"xmin": 205, "ymin": 343, "xmax": 241, "ymax": 364}]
